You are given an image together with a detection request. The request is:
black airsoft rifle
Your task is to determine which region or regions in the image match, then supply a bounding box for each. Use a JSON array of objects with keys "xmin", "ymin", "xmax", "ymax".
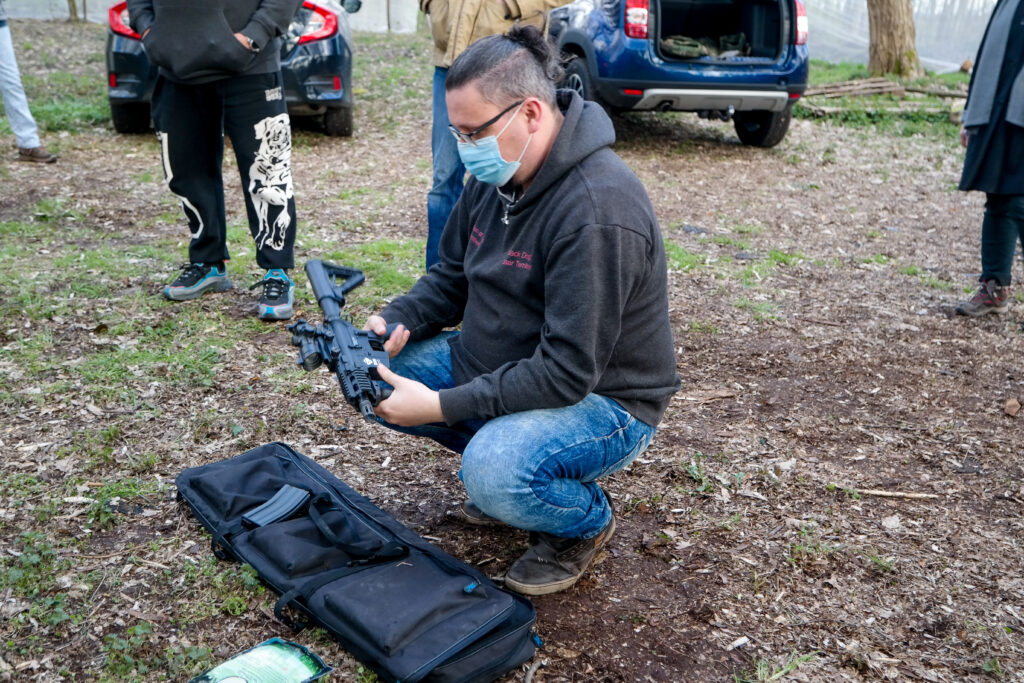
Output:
[{"xmin": 287, "ymin": 260, "xmax": 395, "ymax": 423}]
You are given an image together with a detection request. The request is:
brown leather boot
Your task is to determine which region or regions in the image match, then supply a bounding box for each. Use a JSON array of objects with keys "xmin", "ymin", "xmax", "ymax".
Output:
[
  {"xmin": 18, "ymin": 146, "xmax": 58, "ymax": 163},
  {"xmin": 503, "ymin": 516, "xmax": 616, "ymax": 595}
]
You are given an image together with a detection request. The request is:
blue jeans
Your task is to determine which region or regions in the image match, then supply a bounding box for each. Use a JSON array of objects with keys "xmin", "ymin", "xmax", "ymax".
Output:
[
  {"xmin": 0, "ymin": 23, "xmax": 41, "ymax": 149},
  {"xmin": 426, "ymin": 67, "xmax": 466, "ymax": 270},
  {"xmin": 980, "ymin": 194, "xmax": 1024, "ymax": 286},
  {"xmin": 380, "ymin": 333, "xmax": 657, "ymax": 540}
]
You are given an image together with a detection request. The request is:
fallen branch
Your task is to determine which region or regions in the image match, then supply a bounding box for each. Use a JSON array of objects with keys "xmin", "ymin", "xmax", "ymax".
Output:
[
  {"xmin": 858, "ymin": 489, "xmax": 940, "ymax": 500},
  {"xmin": 678, "ymin": 389, "xmax": 738, "ymax": 403},
  {"xmin": 524, "ymin": 659, "xmax": 548, "ymax": 683},
  {"xmin": 904, "ymin": 86, "xmax": 967, "ymax": 99},
  {"xmin": 805, "ymin": 77, "xmax": 904, "ymax": 98},
  {"xmin": 795, "ymin": 316, "xmax": 844, "ymax": 328}
]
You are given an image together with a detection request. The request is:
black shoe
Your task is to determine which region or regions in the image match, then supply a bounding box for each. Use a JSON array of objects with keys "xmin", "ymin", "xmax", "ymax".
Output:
[
  {"xmin": 503, "ymin": 516, "xmax": 616, "ymax": 596},
  {"xmin": 449, "ymin": 500, "xmax": 507, "ymax": 527},
  {"xmin": 163, "ymin": 262, "xmax": 230, "ymax": 301},
  {"xmin": 251, "ymin": 268, "xmax": 295, "ymax": 320}
]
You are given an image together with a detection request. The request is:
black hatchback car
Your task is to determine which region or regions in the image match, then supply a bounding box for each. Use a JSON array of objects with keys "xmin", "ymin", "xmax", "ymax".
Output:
[{"xmin": 106, "ymin": 0, "xmax": 360, "ymax": 136}]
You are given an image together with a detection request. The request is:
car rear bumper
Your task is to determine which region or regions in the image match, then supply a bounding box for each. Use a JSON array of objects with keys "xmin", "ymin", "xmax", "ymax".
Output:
[
  {"xmin": 632, "ymin": 88, "xmax": 792, "ymax": 112},
  {"xmin": 106, "ymin": 33, "xmax": 353, "ymax": 112}
]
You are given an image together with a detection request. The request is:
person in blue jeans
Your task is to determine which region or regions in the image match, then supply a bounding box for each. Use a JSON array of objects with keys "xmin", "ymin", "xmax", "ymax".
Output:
[
  {"xmin": 0, "ymin": 1, "xmax": 57, "ymax": 163},
  {"xmin": 956, "ymin": 0, "xmax": 1024, "ymax": 316},
  {"xmin": 365, "ymin": 26, "xmax": 680, "ymax": 595},
  {"xmin": 420, "ymin": 0, "xmax": 571, "ymax": 270}
]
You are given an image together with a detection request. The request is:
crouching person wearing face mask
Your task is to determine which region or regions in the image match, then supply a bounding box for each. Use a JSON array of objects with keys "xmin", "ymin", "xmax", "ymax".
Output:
[{"xmin": 361, "ymin": 25, "xmax": 681, "ymax": 596}]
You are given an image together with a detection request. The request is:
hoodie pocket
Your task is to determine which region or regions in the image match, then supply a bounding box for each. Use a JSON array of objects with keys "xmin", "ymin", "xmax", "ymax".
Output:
[{"xmin": 144, "ymin": 2, "xmax": 256, "ymax": 80}]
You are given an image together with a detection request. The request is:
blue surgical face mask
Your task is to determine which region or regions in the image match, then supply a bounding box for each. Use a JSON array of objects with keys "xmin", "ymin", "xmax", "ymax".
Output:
[{"xmin": 456, "ymin": 103, "xmax": 533, "ymax": 187}]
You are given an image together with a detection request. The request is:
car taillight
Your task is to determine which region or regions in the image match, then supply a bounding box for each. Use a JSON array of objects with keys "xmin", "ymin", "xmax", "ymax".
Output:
[
  {"xmin": 297, "ymin": 1, "xmax": 338, "ymax": 44},
  {"xmin": 795, "ymin": 0, "xmax": 808, "ymax": 46},
  {"xmin": 624, "ymin": 0, "xmax": 648, "ymax": 40},
  {"xmin": 108, "ymin": 1, "xmax": 140, "ymax": 39}
]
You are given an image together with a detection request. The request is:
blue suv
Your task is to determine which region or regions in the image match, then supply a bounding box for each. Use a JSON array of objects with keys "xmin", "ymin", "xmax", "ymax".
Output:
[{"xmin": 548, "ymin": 0, "xmax": 809, "ymax": 146}]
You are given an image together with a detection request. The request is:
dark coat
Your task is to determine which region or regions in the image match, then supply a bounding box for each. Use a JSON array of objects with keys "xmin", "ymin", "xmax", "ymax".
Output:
[
  {"xmin": 960, "ymin": 0, "xmax": 1024, "ymax": 194},
  {"xmin": 380, "ymin": 91, "xmax": 680, "ymax": 427}
]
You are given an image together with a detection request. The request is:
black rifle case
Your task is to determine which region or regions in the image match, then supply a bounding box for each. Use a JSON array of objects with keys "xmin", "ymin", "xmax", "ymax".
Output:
[{"xmin": 176, "ymin": 442, "xmax": 538, "ymax": 683}]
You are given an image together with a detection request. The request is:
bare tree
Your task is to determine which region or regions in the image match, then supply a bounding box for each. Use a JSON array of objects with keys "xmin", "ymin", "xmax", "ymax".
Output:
[
  {"xmin": 66, "ymin": 0, "xmax": 80, "ymax": 22},
  {"xmin": 866, "ymin": 0, "xmax": 924, "ymax": 77}
]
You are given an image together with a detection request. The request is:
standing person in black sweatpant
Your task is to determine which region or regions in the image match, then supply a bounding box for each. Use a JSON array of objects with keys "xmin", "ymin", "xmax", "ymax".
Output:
[{"xmin": 127, "ymin": 0, "xmax": 302, "ymax": 320}]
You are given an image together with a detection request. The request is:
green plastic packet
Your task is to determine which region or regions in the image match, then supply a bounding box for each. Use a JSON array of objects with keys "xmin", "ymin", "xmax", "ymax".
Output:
[{"xmin": 189, "ymin": 638, "xmax": 332, "ymax": 683}]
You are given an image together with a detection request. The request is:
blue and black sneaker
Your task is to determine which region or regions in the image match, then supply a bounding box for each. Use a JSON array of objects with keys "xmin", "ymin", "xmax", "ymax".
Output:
[
  {"xmin": 252, "ymin": 268, "xmax": 295, "ymax": 320},
  {"xmin": 163, "ymin": 263, "xmax": 231, "ymax": 301}
]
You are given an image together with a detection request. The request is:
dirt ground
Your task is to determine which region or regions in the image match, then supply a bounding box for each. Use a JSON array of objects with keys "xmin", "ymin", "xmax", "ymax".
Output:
[{"xmin": 2, "ymin": 19, "xmax": 1023, "ymax": 683}]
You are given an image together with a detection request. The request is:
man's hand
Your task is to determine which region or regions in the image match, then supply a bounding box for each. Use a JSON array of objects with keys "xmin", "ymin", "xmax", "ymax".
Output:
[
  {"xmin": 365, "ymin": 315, "xmax": 410, "ymax": 358},
  {"xmin": 374, "ymin": 365, "xmax": 444, "ymax": 426},
  {"xmin": 960, "ymin": 126, "xmax": 969, "ymax": 149}
]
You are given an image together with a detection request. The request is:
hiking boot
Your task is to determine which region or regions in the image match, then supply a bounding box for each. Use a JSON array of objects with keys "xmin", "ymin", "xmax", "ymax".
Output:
[
  {"xmin": 163, "ymin": 262, "xmax": 231, "ymax": 301},
  {"xmin": 449, "ymin": 500, "xmax": 507, "ymax": 527},
  {"xmin": 252, "ymin": 268, "xmax": 295, "ymax": 320},
  {"xmin": 956, "ymin": 279, "xmax": 1009, "ymax": 317},
  {"xmin": 17, "ymin": 146, "xmax": 58, "ymax": 163},
  {"xmin": 503, "ymin": 516, "xmax": 616, "ymax": 596}
]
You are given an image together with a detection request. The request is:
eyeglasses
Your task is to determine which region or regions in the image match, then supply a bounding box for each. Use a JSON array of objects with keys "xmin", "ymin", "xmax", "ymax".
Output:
[{"xmin": 448, "ymin": 100, "xmax": 524, "ymax": 146}]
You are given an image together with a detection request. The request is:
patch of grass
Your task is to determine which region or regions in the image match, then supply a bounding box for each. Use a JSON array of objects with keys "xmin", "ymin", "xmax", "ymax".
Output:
[
  {"xmin": 799, "ymin": 62, "xmax": 963, "ymax": 140},
  {"xmin": 825, "ymin": 482, "xmax": 861, "ymax": 499},
  {"xmin": 859, "ymin": 549, "xmax": 896, "ymax": 574},
  {"xmin": 665, "ymin": 242, "xmax": 706, "ymax": 271},
  {"xmin": 718, "ymin": 512, "xmax": 744, "ymax": 530},
  {"xmin": 322, "ymin": 238, "xmax": 423, "ymax": 303},
  {"xmin": 895, "ymin": 263, "xmax": 956, "ymax": 291},
  {"xmin": 102, "ymin": 621, "xmax": 213, "ymax": 680},
  {"xmin": 84, "ymin": 477, "xmax": 165, "ymax": 531},
  {"xmin": 766, "ymin": 250, "xmax": 802, "ymax": 267},
  {"xmin": 685, "ymin": 453, "xmax": 716, "ymax": 495},
  {"xmin": 1, "ymin": 531, "xmax": 70, "ymax": 599},
  {"xmin": 734, "ymin": 297, "xmax": 778, "ymax": 321},
  {"xmin": 688, "ymin": 320, "xmax": 720, "ymax": 334},
  {"xmin": 710, "ymin": 234, "xmax": 751, "ymax": 250},
  {"xmin": 735, "ymin": 650, "xmax": 818, "ymax": 682},
  {"xmin": 808, "ymin": 60, "xmax": 871, "ymax": 86},
  {"xmin": 982, "ymin": 657, "xmax": 1006, "ymax": 678},
  {"xmin": 733, "ymin": 223, "xmax": 764, "ymax": 235},
  {"xmin": 13, "ymin": 72, "xmax": 108, "ymax": 133},
  {"xmin": 352, "ymin": 31, "xmax": 432, "ymax": 131},
  {"xmin": 0, "ymin": 531, "xmax": 82, "ymax": 635}
]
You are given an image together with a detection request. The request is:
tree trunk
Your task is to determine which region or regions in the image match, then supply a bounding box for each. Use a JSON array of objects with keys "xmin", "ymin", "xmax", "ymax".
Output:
[
  {"xmin": 66, "ymin": 0, "xmax": 80, "ymax": 22},
  {"xmin": 866, "ymin": 0, "xmax": 924, "ymax": 78}
]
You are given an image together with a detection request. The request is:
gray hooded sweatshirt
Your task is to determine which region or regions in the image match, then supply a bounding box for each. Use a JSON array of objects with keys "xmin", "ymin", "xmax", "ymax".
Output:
[
  {"xmin": 381, "ymin": 90, "xmax": 681, "ymax": 427},
  {"xmin": 126, "ymin": 0, "xmax": 300, "ymax": 84}
]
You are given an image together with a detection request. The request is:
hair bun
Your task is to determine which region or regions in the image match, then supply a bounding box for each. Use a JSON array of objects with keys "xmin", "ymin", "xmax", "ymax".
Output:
[{"xmin": 506, "ymin": 24, "xmax": 562, "ymax": 83}]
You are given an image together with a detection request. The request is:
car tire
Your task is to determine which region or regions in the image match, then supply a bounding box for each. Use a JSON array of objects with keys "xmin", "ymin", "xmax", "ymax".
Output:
[
  {"xmin": 324, "ymin": 106, "xmax": 354, "ymax": 137},
  {"xmin": 733, "ymin": 106, "xmax": 792, "ymax": 148},
  {"xmin": 562, "ymin": 57, "xmax": 606, "ymax": 112},
  {"xmin": 110, "ymin": 101, "xmax": 151, "ymax": 134}
]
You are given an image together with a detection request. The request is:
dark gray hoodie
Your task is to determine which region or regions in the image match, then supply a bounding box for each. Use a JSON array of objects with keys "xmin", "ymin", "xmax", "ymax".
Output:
[
  {"xmin": 381, "ymin": 90, "xmax": 680, "ymax": 427},
  {"xmin": 126, "ymin": 0, "xmax": 301, "ymax": 84}
]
